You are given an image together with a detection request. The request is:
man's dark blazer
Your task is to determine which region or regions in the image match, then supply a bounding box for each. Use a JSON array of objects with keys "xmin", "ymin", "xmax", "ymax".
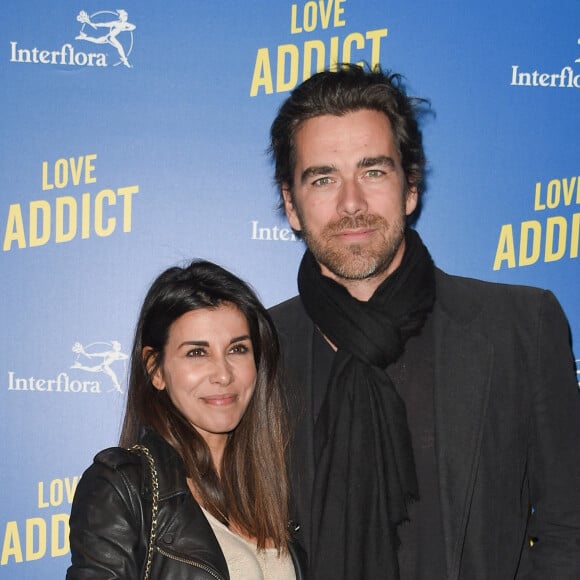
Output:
[{"xmin": 270, "ymin": 268, "xmax": 580, "ymax": 579}]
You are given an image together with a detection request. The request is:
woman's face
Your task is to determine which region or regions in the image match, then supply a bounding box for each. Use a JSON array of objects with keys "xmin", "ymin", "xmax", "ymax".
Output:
[{"xmin": 151, "ymin": 303, "xmax": 257, "ymax": 452}]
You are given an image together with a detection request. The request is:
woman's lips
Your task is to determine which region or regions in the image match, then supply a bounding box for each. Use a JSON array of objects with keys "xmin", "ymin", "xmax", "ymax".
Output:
[{"xmin": 201, "ymin": 394, "xmax": 238, "ymax": 406}]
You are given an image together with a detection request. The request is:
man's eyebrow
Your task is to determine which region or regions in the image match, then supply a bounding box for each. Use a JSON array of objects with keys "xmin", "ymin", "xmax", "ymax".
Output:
[
  {"xmin": 300, "ymin": 165, "xmax": 337, "ymax": 184},
  {"xmin": 358, "ymin": 156, "xmax": 396, "ymax": 169}
]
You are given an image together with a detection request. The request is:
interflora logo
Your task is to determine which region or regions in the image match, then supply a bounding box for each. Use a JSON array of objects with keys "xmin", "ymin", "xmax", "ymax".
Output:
[
  {"xmin": 510, "ymin": 35, "xmax": 580, "ymax": 88},
  {"xmin": 75, "ymin": 10, "xmax": 136, "ymax": 67},
  {"xmin": 7, "ymin": 340, "xmax": 128, "ymax": 394},
  {"xmin": 9, "ymin": 9, "xmax": 136, "ymax": 68},
  {"xmin": 70, "ymin": 340, "xmax": 129, "ymax": 392}
]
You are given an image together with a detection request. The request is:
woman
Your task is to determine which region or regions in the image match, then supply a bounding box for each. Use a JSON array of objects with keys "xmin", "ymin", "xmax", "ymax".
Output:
[{"xmin": 67, "ymin": 260, "xmax": 304, "ymax": 579}]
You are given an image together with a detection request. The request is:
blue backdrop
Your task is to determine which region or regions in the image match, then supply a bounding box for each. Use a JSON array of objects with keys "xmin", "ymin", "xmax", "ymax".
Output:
[{"xmin": 1, "ymin": 1, "xmax": 578, "ymax": 576}]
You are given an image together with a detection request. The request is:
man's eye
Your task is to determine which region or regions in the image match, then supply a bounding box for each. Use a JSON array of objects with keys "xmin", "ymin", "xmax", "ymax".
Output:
[
  {"xmin": 313, "ymin": 176, "xmax": 333, "ymax": 186},
  {"xmin": 366, "ymin": 169, "xmax": 385, "ymax": 178}
]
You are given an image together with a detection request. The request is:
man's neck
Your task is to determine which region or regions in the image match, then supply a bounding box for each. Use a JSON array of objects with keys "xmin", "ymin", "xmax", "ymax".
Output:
[{"xmin": 336, "ymin": 277, "xmax": 387, "ymax": 302}]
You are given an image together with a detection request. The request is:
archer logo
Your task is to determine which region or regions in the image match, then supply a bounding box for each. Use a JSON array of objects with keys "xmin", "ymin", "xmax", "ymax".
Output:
[
  {"xmin": 71, "ymin": 340, "xmax": 129, "ymax": 393},
  {"xmin": 75, "ymin": 9, "xmax": 136, "ymax": 68}
]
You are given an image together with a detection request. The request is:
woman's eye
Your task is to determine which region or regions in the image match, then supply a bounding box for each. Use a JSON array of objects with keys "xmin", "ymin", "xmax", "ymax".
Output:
[
  {"xmin": 230, "ymin": 343, "xmax": 249, "ymax": 354},
  {"xmin": 186, "ymin": 348, "xmax": 206, "ymax": 357}
]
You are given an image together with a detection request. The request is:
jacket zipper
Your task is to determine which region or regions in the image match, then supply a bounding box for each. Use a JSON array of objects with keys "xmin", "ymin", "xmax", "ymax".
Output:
[{"xmin": 155, "ymin": 546, "xmax": 226, "ymax": 580}]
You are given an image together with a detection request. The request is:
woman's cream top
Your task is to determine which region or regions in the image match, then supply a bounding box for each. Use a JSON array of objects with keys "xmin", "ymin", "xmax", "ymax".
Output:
[{"xmin": 201, "ymin": 507, "xmax": 296, "ymax": 580}]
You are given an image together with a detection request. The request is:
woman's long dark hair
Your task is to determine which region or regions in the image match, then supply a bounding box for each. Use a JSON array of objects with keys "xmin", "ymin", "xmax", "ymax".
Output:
[{"xmin": 119, "ymin": 260, "xmax": 290, "ymax": 551}]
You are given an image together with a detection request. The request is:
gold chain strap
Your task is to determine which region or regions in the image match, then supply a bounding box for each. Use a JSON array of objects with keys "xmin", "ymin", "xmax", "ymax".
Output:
[{"xmin": 130, "ymin": 444, "xmax": 160, "ymax": 580}]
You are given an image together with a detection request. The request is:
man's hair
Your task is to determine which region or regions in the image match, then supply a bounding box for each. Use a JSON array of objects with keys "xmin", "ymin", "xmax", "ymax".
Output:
[
  {"xmin": 269, "ymin": 63, "xmax": 430, "ymax": 212},
  {"xmin": 119, "ymin": 259, "xmax": 290, "ymax": 551}
]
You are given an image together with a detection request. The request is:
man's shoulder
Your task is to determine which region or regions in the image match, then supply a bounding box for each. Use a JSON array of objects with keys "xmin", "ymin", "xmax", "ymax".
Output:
[
  {"xmin": 269, "ymin": 295, "xmax": 312, "ymax": 339},
  {"xmin": 436, "ymin": 268, "xmax": 549, "ymax": 301},
  {"xmin": 434, "ymin": 268, "xmax": 557, "ymax": 324},
  {"xmin": 269, "ymin": 295, "xmax": 303, "ymax": 318}
]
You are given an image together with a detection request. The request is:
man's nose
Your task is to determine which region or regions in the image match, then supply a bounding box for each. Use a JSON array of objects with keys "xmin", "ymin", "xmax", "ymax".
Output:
[{"xmin": 337, "ymin": 179, "xmax": 367, "ymax": 216}]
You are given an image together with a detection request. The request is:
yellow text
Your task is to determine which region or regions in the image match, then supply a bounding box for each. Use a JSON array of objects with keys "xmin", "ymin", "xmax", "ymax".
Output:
[
  {"xmin": 493, "ymin": 213, "xmax": 580, "ymax": 270},
  {"xmin": 3, "ymin": 185, "xmax": 139, "ymax": 251}
]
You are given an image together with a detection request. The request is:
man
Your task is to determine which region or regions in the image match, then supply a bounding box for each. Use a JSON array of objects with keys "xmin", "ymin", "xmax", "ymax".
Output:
[{"xmin": 268, "ymin": 64, "xmax": 580, "ymax": 579}]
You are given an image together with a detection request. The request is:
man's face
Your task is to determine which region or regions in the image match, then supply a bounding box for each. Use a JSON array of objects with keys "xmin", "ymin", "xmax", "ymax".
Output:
[{"xmin": 283, "ymin": 109, "xmax": 418, "ymax": 285}]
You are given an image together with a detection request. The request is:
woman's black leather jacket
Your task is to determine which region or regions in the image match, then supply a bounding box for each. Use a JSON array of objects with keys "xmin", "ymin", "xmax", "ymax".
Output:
[{"xmin": 67, "ymin": 430, "xmax": 306, "ymax": 579}]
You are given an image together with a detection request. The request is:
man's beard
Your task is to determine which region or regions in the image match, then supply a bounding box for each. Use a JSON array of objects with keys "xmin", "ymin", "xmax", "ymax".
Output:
[{"xmin": 300, "ymin": 213, "xmax": 406, "ymax": 281}]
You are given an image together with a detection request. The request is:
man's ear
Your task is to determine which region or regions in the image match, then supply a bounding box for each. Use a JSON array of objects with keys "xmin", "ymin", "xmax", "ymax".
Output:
[
  {"xmin": 405, "ymin": 185, "xmax": 419, "ymax": 217},
  {"xmin": 282, "ymin": 186, "xmax": 302, "ymax": 232},
  {"xmin": 143, "ymin": 347, "xmax": 165, "ymax": 390}
]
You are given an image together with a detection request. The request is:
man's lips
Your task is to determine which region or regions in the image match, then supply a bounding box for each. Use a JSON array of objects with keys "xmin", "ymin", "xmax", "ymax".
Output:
[
  {"xmin": 332, "ymin": 227, "xmax": 375, "ymax": 240},
  {"xmin": 201, "ymin": 394, "xmax": 238, "ymax": 406}
]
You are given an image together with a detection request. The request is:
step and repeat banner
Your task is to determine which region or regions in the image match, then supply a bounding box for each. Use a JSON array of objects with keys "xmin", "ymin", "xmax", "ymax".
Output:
[{"xmin": 1, "ymin": 1, "xmax": 578, "ymax": 577}]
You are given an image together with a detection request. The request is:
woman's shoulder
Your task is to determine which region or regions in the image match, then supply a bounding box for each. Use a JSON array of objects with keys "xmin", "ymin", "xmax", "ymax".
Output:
[
  {"xmin": 76, "ymin": 446, "xmax": 144, "ymax": 502},
  {"xmin": 93, "ymin": 445, "xmax": 141, "ymax": 469},
  {"xmin": 87, "ymin": 435, "xmax": 189, "ymax": 500},
  {"xmin": 70, "ymin": 447, "xmax": 147, "ymax": 537}
]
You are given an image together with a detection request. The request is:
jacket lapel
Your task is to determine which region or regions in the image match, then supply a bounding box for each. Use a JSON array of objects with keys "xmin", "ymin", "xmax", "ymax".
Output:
[
  {"xmin": 275, "ymin": 299, "xmax": 318, "ymax": 551},
  {"xmin": 432, "ymin": 276, "xmax": 493, "ymax": 579}
]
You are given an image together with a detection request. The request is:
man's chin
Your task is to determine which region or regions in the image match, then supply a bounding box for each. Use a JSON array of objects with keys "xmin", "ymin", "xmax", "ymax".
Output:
[{"xmin": 321, "ymin": 254, "xmax": 381, "ymax": 281}]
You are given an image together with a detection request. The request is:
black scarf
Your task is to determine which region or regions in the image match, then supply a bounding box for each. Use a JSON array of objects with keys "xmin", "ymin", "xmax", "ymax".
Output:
[{"xmin": 298, "ymin": 229, "xmax": 436, "ymax": 580}]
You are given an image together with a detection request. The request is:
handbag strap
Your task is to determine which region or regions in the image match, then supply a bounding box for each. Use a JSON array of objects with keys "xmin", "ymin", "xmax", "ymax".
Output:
[{"xmin": 130, "ymin": 444, "xmax": 160, "ymax": 580}]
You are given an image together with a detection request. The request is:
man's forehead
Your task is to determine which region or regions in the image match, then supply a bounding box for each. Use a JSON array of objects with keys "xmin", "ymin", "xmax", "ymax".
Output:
[
  {"xmin": 295, "ymin": 111, "xmax": 396, "ymax": 150},
  {"xmin": 294, "ymin": 130, "xmax": 399, "ymax": 173}
]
